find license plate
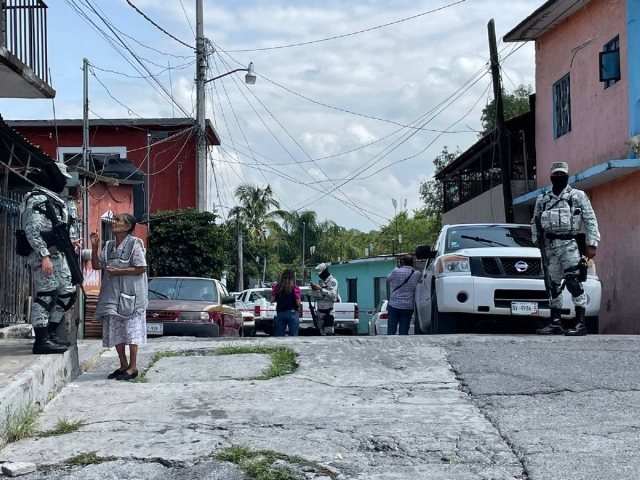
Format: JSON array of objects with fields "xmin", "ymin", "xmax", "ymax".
[
  {"xmin": 147, "ymin": 323, "xmax": 164, "ymax": 335},
  {"xmin": 511, "ymin": 302, "xmax": 539, "ymax": 316}
]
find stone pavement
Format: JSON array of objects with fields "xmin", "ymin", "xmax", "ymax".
[
  {"xmin": 0, "ymin": 336, "xmax": 525, "ymax": 479},
  {"xmin": 2, "ymin": 335, "xmax": 640, "ymax": 479}
]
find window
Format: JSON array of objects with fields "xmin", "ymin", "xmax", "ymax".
[
  {"xmin": 176, "ymin": 279, "xmax": 218, "ymax": 302},
  {"xmin": 373, "ymin": 277, "xmax": 390, "ymax": 306},
  {"xmin": 553, "ymin": 74, "xmax": 571, "ymax": 139},
  {"xmin": 601, "ymin": 36, "xmax": 621, "ymax": 88},
  {"xmin": 100, "ymin": 219, "xmax": 116, "ymax": 249},
  {"xmin": 346, "ymin": 278, "xmax": 358, "ymax": 303}
]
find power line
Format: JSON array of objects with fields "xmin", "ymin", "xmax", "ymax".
[
  {"xmin": 225, "ymin": 0, "xmax": 467, "ymax": 52},
  {"xmin": 89, "ymin": 61, "xmax": 195, "ymax": 79},
  {"xmin": 179, "ymin": 0, "xmax": 196, "ymax": 37},
  {"xmin": 125, "ymin": 0, "xmax": 195, "ymax": 50}
]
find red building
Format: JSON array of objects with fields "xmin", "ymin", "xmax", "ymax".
[{"xmin": 9, "ymin": 118, "xmax": 221, "ymax": 216}]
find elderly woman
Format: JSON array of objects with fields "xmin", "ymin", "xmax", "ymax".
[{"xmin": 90, "ymin": 213, "xmax": 148, "ymax": 381}]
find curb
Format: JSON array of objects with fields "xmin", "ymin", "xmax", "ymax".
[{"xmin": 0, "ymin": 341, "xmax": 105, "ymax": 448}]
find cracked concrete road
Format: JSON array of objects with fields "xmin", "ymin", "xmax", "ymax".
[{"xmin": 2, "ymin": 335, "xmax": 639, "ymax": 479}]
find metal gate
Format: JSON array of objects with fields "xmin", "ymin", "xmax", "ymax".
[{"xmin": 0, "ymin": 192, "xmax": 31, "ymax": 325}]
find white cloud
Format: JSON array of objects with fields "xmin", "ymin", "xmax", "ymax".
[{"xmin": 0, "ymin": 0, "xmax": 540, "ymax": 231}]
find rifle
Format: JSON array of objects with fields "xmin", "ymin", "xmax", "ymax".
[
  {"xmin": 534, "ymin": 215, "xmax": 558, "ymax": 299},
  {"xmin": 308, "ymin": 297, "xmax": 320, "ymax": 335},
  {"xmin": 41, "ymin": 200, "xmax": 84, "ymax": 287}
]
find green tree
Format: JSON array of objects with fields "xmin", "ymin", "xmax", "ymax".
[
  {"xmin": 480, "ymin": 84, "xmax": 533, "ymax": 135},
  {"xmin": 147, "ymin": 209, "xmax": 231, "ymax": 278},
  {"xmin": 229, "ymin": 184, "xmax": 287, "ymax": 241}
]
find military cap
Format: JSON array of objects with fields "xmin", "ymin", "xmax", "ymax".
[{"xmin": 550, "ymin": 162, "xmax": 569, "ymax": 175}]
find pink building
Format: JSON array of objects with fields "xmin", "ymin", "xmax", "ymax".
[{"xmin": 505, "ymin": 0, "xmax": 640, "ymax": 333}]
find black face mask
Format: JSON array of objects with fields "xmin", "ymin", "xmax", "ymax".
[
  {"xmin": 319, "ymin": 270, "xmax": 330, "ymax": 281},
  {"xmin": 31, "ymin": 163, "xmax": 68, "ymax": 194},
  {"xmin": 550, "ymin": 175, "xmax": 569, "ymax": 195}
]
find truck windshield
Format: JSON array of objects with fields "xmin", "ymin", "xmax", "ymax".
[{"xmin": 445, "ymin": 226, "xmax": 535, "ymax": 253}]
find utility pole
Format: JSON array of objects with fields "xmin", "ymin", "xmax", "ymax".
[
  {"xmin": 302, "ymin": 222, "xmax": 306, "ymax": 284},
  {"xmin": 195, "ymin": 0, "xmax": 207, "ymax": 212},
  {"xmin": 146, "ymin": 132, "xmax": 151, "ymax": 232},
  {"xmin": 236, "ymin": 212, "xmax": 244, "ymax": 291},
  {"xmin": 82, "ymin": 58, "xmax": 90, "ymax": 248},
  {"xmin": 488, "ymin": 19, "xmax": 514, "ymax": 223}
]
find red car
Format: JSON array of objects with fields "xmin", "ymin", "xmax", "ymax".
[{"xmin": 146, "ymin": 277, "xmax": 242, "ymax": 338}]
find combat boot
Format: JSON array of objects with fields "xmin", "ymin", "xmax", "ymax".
[
  {"xmin": 564, "ymin": 306, "xmax": 587, "ymax": 336},
  {"xmin": 536, "ymin": 308, "xmax": 564, "ymax": 335},
  {"xmin": 48, "ymin": 321, "xmax": 71, "ymax": 347},
  {"xmin": 33, "ymin": 327, "xmax": 68, "ymax": 354}
]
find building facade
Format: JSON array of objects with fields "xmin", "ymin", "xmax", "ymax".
[
  {"xmin": 9, "ymin": 118, "xmax": 220, "ymax": 218},
  {"xmin": 505, "ymin": 0, "xmax": 640, "ymax": 333}
]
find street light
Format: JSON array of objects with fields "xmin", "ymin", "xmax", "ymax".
[{"xmin": 205, "ymin": 62, "xmax": 257, "ymax": 85}]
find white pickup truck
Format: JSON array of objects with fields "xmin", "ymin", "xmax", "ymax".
[
  {"xmin": 414, "ymin": 223, "xmax": 601, "ymax": 335},
  {"xmin": 240, "ymin": 286, "xmax": 359, "ymax": 335}
]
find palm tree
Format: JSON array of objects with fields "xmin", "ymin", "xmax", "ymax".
[{"xmin": 229, "ymin": 184, "xmax": 288, "ymax": 242}]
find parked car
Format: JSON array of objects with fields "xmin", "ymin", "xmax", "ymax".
[
  {"xmin": 367, "ymin": 300, "xmax": 415, "ymax": 335},
  {"xmin": 414, "ymin": 223, "xmax": 602, "ymax": 334},
  {"xmin": 234, "ymin": 300, "xmax": 256, "ymax": 337},
  {"xmin": 237, "ymin": 287, "xmax": 275, "ymax": 335},
  {"xmin": 146, "ymin": 277, "xmax": 243, "ymax": 338}
]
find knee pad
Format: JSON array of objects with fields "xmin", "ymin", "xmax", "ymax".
[
  {"xmin": 35, "ymin": 290, "xmax": 57, "ymax": 312},
  {"xmin": 324, "ymin": 315, "xmax": 335, "ymax": 327},
  {"xmin": 56, "ymin": 291, "xmax": 77, "ymax": 312},
  {"xmin": 551, "ymin": 283, "xmax": 563, "ymax": 299},
  {"xmin": 565, "ymin": 275, "xmax": 584, "ymax": 297}
]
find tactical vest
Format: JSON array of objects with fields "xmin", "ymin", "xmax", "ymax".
[
  {"xmin": 540, "ymin": 190, "xmax": 583, "ymax": 235},
  {"xmin": 16, "ymin": 189, "xmax": 69, "ymax": 257}
]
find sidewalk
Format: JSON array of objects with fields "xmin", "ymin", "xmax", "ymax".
[{"xmin": 0, "ymin": 333, "xmax": 105, "ymax": 446}]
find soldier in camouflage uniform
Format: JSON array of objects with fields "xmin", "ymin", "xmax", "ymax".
[
  {"xmin": 311, "ymin": 263, "xmax": 339, "ymax": 336},
  {"xmin": 20, "ymin": 162, "xmax": 79, "ymax": 354},
  {"xmin": 531, "ymin": 162, "xmax": 600, "ymax": 336}
]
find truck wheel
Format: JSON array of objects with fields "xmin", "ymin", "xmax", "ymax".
[
  {"xmin": 586, "ymin": 316, "xmax": 599, "ymax": 335},
  {"xmin": 431, "ymin": 289, "xmax": 456, "ymax": 334},
  {"xmin": 263, "ymin": 326, "xmax": 274, "ymax": 336}
]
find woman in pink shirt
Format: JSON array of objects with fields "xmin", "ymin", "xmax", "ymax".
[{"xmin": 270, "ymin": 269, "xmax": 301, "ymax": 337}]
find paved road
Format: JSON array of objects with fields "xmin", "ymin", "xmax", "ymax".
[{"xmin": 2, "ymin": 335, "xmax": 640, "ymax": 479}]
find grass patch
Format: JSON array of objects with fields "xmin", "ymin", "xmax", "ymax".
[
  {"xmin": 40, "ymin": 418, "xmax": 86, "ymax": 437},
  {"xmin": 66, "ymin": 452, "xmax": 117, "ymax": 467},
  {"xmin": 3, "ymin": 405, "xmax": 38, "ymax": 444},
  {"xmin": 216, "ymin": 345, "xmax": 298, "ymax": 380},
  {"xmin": 214, "ymin": 446, "xmax": 335, "ymax": 480}
]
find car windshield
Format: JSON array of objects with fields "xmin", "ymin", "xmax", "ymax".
[
  {"xmin": 445, "ymin": 226, "xmax": 535, "ymax": 253},
  {"xmin": 148, "ymin": 278, "xmax": 218, "ymax": 302}
]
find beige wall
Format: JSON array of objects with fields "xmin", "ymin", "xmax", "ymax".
[{"xmin": 442, "ymin": 182, "xmax": 534, "ymax": 226}]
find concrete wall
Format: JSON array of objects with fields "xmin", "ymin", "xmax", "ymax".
[
  {"xmin": 590, "ymin": 169, "xmax": 640, "ymax": 333},
  {"xmin": 535, "ymin": 0, "xmax": 629, "ymax": 180},
  {"xmin": 311, "ymin": 259, "xmax": 398, "ymax": 334},
  {"xmin": 442, "ymin": 183, "xmax": 534, "ymax": 226}
]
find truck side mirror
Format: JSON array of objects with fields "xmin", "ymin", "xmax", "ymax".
[{"xmin": 415, "ymin": 245, "xmax": 436, "ymax": 260}]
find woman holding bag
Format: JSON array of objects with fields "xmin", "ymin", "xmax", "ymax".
[{"xmin": 91, "ymin": 213, "xmax": 148, "ymax": 380}]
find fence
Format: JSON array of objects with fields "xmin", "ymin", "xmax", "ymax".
[
  {"xmin": 0, "ymin": 191, "xmax": 30, "ymax": 325},
  {"xmin": 0, "ymin": 0, "xmax": 50, "ymax": 85}
]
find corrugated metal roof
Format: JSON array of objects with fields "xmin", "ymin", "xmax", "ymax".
[
  {"xmin": 504, "ymin": 0, "xmax": 590, "ymax": 42},
  {"xmin": 7, "ymin": 117, "xmax": 221, "ymax": 145}
]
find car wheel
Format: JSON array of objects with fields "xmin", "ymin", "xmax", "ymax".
[
  {"xmin": 414, "ymin": 306, "xmax": 425, "ymax": 335},
  {"xmin": 586, "ymin": 316, "xmax": 599, "ymax": 335},
  {"xmin": 431, "ymin": 288, "xmax": 456, "ymax": 334},
  {"xmin": 243, "ymin": 327, "xmax": 256, "ymax": 337}
]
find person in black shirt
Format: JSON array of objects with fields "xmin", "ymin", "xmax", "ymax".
[{"xmin": 270, "ymin": 269, "xmax": 302, "ymax": 337}]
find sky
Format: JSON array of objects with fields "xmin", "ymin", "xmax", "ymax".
[{"xmin": 0, "ymin": 0, "xmax": 541, "ymax": 232}]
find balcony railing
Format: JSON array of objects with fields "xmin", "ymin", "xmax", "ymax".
[{"xmin": 0, "ymin": 0, "xmax": 49, "ymax": 85}]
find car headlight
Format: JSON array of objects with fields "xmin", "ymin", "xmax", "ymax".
[
  {"xmin": 438, "ymin": 255, "xmax": 471, "ymax": 275},
  {"xmin": 178, "ymin": 311, "xmax": 210, "ymax": 321}
]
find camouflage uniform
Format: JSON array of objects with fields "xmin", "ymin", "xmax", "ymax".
[
  {"xmin": 312, "ymin": 263, "xmax": 339, "ymax": 336},
  {"xmin": 20, "ymin": 188, "xmax": 77, "ymax": 329},
  {"xmin": 532, "ymin": 162, "xmax": 600, "ymax": 336}
]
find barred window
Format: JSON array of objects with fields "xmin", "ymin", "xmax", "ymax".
[
  {"xmin": 553, "ymin": 74, "xmax": 571, "ymax": 139},
  {"xmin": 602, "ymin": 36, "xmax": 621, "ymax": 89}
]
